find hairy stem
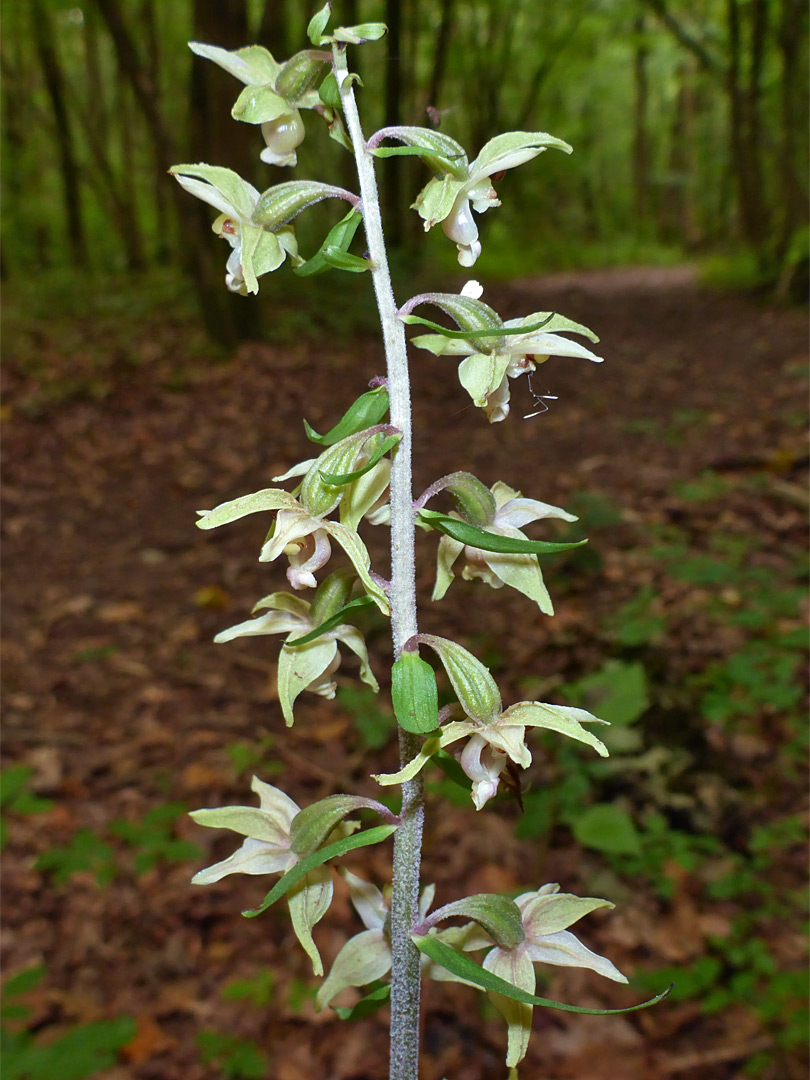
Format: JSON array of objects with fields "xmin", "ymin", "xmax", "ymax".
[{"xmin": 334, "ymin": 46, "xmax": 424, "ymax": 1080}]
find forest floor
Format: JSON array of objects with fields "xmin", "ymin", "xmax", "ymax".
[{"xmin": 2, "ymin": 266, "xmax": 808, "ymax": 1080}]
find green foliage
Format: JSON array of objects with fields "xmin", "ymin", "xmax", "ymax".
[
  {"xmin": 571, "ymin": 804, "xmax": 642, "ymax": 856},
  {"xmin": 109, "ymin": 803, "xmax": 202, "ymax": 875},
  {"xmin": 35, "ymin": 828, "xmax": 118, "ymax": 887},
  {"xmin": 196, "ymin": 1030, "xmax": 268, "ymax": 1079},
  {"xmin": 226, "ymin": 735, "xmax": 281, "ymax": 776},
  {"xmin": 35, "ymin": 804, "xmax": 201, "ymax": 884},
  {"xmin": 337, "ymin": 686, "xmax": 393, "ymax": 750},
  {"xmin": 0, "ymin": 767, "xmax": 53, "ymax": 848},
  {"xmin": 1, "ymin": 966, "xmax": 135, "ymax": 1080},
  {"xmin": 602, "ymin": 587, "xmax": 667, "ymax": 647},
  {"xmin": 222, "ymin": 970, "xmax": 276, "ymax": 1008}
]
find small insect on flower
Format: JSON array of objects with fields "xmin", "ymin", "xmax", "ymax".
[{"xmin": 524, "ymin": 368, "xmax": 558, "ymax": 419}]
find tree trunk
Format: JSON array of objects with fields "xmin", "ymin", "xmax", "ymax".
[
  {"xmin": 33, "ymin": 0, "xmax": 88, "ymax": 265},
  {"xmin": 632, "ymin": 10, "xmax": 651, "ymax": 229},
  {"xmin": 775, "ymin": 0, "xmax": 809, "ymax": 257},
  {"xmin": 727, "ymin": 0, "xmax": 770, "ymax": 264},
  {"xmin": 93, "ymin": 0, "xmax": 253, "ymax": 346}
]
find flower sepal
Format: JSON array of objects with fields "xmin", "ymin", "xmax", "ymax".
[
  {"xmin": 425, "ymin": 893, "xmax": 525, "ymax": 951},
  {"xmin": 290, "ymin": 793, "xmax": 398, "ymax": 857}
]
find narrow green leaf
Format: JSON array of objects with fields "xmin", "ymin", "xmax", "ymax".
[
  {"xmin": 303, "ymin": 387, "xmax": 390, "ymax": 446},
  {"xmin": 392, "ymin": 652, "xmax": 439, "ymax": 734},
  {"xmin": 419, "ymin": 510, "xmax": 586, "ymax": 555},
  {"xmin": 333, "ymin": 981, "xmax": 391, "ymax": 1020},
  {"xmin": 294, "ymin": 208, "xmax": 363, "ymax": 277},
  {"xmin": 243, "ymin": 825, "xmax": 397, "ymax": 917},
  {"xmin": 285, "ymin": 595, "xmax": 375, "ymax": 646},
  {"xmin": 319, "ymin": 433, "xmax": 400, "ymax": 485},
  {"xmin": 413, "ymin": 936, "xmax": 671, "ymax": 1015},
  {"xmin": 401, "ymin": 313, "xmax": 553, "ymax": 340},
  {"xmin": 322, "ymin": 246, "xmax": 373, "ymax": 272}
]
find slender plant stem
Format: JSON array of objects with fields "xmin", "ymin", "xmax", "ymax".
[{"xmin": 334, "ymin": 46, "xmax": 425, "ymax": 1080}]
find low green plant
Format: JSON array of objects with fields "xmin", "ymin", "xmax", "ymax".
[
  {"xmin": 196, "ymin": 1030, "xmax": 268, "ymax": 1079},
  {"xmin": 1, "ymin": 966, "xmax": 136, "ymax": 1080}
]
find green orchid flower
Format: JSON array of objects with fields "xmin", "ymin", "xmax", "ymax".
[
  {"xmin": 403, "ymin": 280, "xmax": 603, "ymax": 422},
  {"xmin": 316, "ymin": 870, "xmax": 437, "ymax": 1010},
  {"xmin": 430, "ymin": 476, "xmax": 577, "ymax": 614},
  {"xmin": 213, "ymin": 587, "xmax": 378, "ymax": 726},
  {"xmin": 188, "ymin": 42, "xmax": 333, "ymax": 166},
  {"xmin": 443, "ymin": 884, "xmax": 627, "ymax": 1075},
  {"xmin": 189, "ymin": 775, "xmax": 337, "ymax": 974},
  {"xmin": 374, "ymin": 637, "xmax": 609, "ymax": 809},
  {"xmin": 369, "ymin": 127, "xmax": 571, "ymax": 265}
]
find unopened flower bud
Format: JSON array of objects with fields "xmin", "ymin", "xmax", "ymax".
[{"xmin": 275, "ymin": 50, "xmax": 328, "ymax": 103}]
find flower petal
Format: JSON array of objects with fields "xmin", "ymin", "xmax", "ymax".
[
  {"xmin": 342, "ymin": 869, "xmax": 388, "ymax": 931},
  {"xmin": 191, "ymin": 836, "xmax": 295, "ymax": 884},
  {"xmin": 521, "ymin": 892, "xmax": 614, "ymax": 937},
  {"xmin": 484, "ymin": 947, "xmax": 536, "ymax": 1068},
  {"xmin": 524, "ymin": 929, "xmax": 628, "ymax": 983},
  {"xmin": 277, "ymin": 638, "xmax": 340, "ymax": 725},
  {"xmin": 500, "ymin": 702, "xmax": 609, "ymax": 757},
  {"xmin": 288, "ymin": 866, "xmax": 334, "ymax": 976},
  {"xmin": 213, "ymin": 610, "xmax": 307, "ymax": 643},
  {"xmin": 316, "ymin": 928, "xmax": 391, "ymax": 1009},
  {"xmin": 333, "ymin": 624, "xmax": 379, "ymax": 692},
  {"xmin": 432, "ymin": 534, "xmax": 464, "ymax": 601}
]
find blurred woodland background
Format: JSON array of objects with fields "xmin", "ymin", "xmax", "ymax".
[
  {"xmin": 2, "ymin": 0, "xmax": 808, "ymax": 340},
  {"xmin": 2, "ymin": 3, "xmax": 808, "ymax": 1080}
]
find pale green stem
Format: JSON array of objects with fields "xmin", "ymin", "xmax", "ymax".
[{"xmin": 334, "ymin": 45, "xmax": 424, "ymax": 1080}]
